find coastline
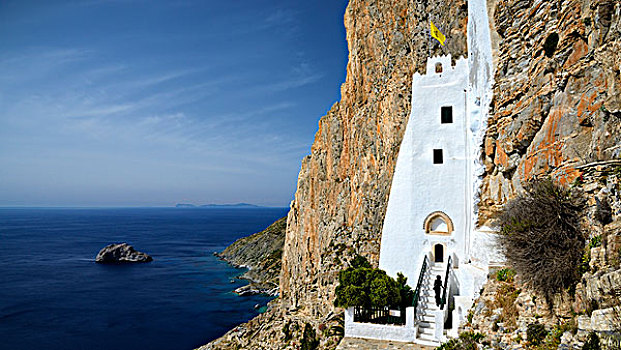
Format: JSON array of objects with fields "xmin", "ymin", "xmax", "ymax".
[{"xmin": 215, "ymin": 216, "xmax": 287, "ymax": 297}]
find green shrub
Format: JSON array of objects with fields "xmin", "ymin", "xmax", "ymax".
[
  {"xmin": 466, "ymin": 310, "xmax": 474, "ymax": 324},
  {"xmin": 578, "ymin": 236, "xmax": 603, "ymax": 275},
  {"xmin": 396, "ymin": 272, "xmax": 414, "ymax": 308},
  {"xmin": 535, "ymin": 324, "xmax": 567, "ymax": 350},
  {"xmin": 350, "ymin": 254, "xmax": 371, "ymax": 268},
  {"xmin": 301, "ymin": 323, "xmax": 319, "ymax": 350},
  {"xmin": 437, "ymin": 338, "xmax": 461, "ymax": 350},
  {"xmin": 334, "ymin": 255, "xmax": 406, "ymax": 309},
  {"xmin": 496, "ymin": 268, "xmax": 517, "ymax": 283},
  {"xmin": 527, "ymin": 323, "xmax": 547, "ymax": 346},
  {"xmin": 583, "ymin": 332, "xmax": 601, "ymax": 350},
  {"xmin": 589, "ymin": 236, "xmax": 602, "ymax": 249},
  {"xmin": 436, "ymin": 332, "xmax": 485, "ymax": 350},
  {"xmin": 368, "ymin": 270, "xmax": 401, "ymax": 307},
  {"xmin": 497, "ymin": 178, "xmax": 585, "ymax": 303}
]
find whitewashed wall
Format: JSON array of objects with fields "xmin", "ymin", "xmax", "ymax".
[
  {"xmin": 344, "ymin": 307, "xmax": 417, "ymax": 342},
  {"xmin": 379, "ymin": 55, "xmax": 469, "ymax": 286}
]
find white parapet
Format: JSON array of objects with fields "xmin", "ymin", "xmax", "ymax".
[
  {"xmin": 434, "ymin": 309, "xmax": 445, "ymax": 342},
  {"xmin": 344, "ymin": 307, "xmax": 417, "ymax": 343}
]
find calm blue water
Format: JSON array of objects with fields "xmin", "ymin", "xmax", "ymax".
[{"xmin": 0, "ymin": 207, "xmax": 288, "ymax": 350}]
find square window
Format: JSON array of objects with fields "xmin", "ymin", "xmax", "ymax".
[
  {"xmin": 435, "ymin": 63, "xmax": 443, "ymax": 73},
  {"xmin": 441, "ymin": 106, "xmax": 453, "ymax": 124},
  {"xmin": 433, "ymin": 149, "xmax": 443, "ymax": 164}
]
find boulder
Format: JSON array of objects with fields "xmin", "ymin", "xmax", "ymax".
[{"xmin": 95, "ymin": 243, "xmax": 153, "ymax": 264}]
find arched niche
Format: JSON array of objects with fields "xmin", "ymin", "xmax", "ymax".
[{"xmin": 423, "ymin": 211, "xmax": 454, "ymax": 235}]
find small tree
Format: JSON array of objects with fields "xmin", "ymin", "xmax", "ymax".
[
  {"xmin": 334, "ymin": 255, "xmax": 405, "ymax": 309},
  {"xmin": 497, "ymin": 178, "xmax": 585, "ymax": 303},
  {"xmin": 368, "ymin": 269, "xmax": 401, "ymax": 307},
  {"xmin": 350, "ymin": 254, "xmax": 371, "ymax": 269},
  {"xmin": 397, "ymin": 273, "xmax": 414, "ymax": 308}
]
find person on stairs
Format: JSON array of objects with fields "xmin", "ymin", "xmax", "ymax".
[{"xmin": 433, "ymin": 275, "xmax": 444, "ymax": 306}]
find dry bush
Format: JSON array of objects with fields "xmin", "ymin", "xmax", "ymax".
[
  {"xmin": 497, "ymin": 178, "xmax": 585, "ymax": 303},
  {"xmin": 494, "ymin": 283, "xmax": 520, "ymax": 330}
]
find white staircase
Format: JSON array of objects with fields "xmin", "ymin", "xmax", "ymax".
[{"xmin": 415, "ymin": 262, "xmax": 446, "ymax": 346}]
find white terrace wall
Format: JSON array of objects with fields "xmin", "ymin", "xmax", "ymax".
[
  {"xmin": 378, "ymin": 55, "xmax": 469, "ymax": 286},
  {"xmin": 344, "ymin": 307, "xmax": 417, "ymax": 342}
]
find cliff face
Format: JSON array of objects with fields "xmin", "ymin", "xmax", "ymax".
[
  {"xmin": 479, "ymin": 0, "xmax": 621, "ymax": 224},
  {"xmin": 281, "ymin": 0, "xmax": 468, "ymax": 318}
]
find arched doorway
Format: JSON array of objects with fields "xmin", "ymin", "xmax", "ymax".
[{"xmin": 434, "ymin": 244, "xmax": 444, "ymax": 263}]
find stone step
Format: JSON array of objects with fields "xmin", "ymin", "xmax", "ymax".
[
  {"xmin": 418, "ymin": 327, "xmax": 436, "ymax": 337},
  {"xmin": 419, "ymin": 314, "xmax": 435, "ymax": 322},
  {"xmin": 418, "ymin": 321, "xmax": 435, "ymax": 329},
  {"xmin": 419, "ymin": 305, "xmax": 440, "ymax": 311},
  {"xmin": 416, "ymin": 335, "xmax": 441, "ymax": 347}
]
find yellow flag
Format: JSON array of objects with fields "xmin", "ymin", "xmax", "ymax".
[{"xmin": 430, "ymin": 21, "xmax": 446, "ymax": 46}]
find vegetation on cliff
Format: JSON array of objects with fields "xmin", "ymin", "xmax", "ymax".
[
  {"xmin": 497, "ymin": 178, "xmax": 585, "ymax": 302},
  {"xmin": 436, "ymin": 331, "xmax": 485, "ymax": 350},
  {"xmin": 334, "ymin": 255, "xmax": 413, "ymax": 309}
]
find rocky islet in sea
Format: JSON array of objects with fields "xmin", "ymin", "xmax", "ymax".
[{"xmin": 95, "ymin": 243, "xmax": 153, "ymax": 264}]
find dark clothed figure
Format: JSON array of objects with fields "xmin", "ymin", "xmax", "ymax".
[{"xmin": 433, "ymin": 275, "xmax": 443, "ymax": 306}]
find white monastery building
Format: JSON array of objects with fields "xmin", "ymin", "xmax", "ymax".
[{"xmin": 344, "ymin": 0, "xmax": 503, "ymax": 346}]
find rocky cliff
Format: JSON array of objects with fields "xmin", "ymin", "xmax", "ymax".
[
  {"xmin": 479, "ymin": 0, "xmax": 621, "ymax": 225},
  {"xmin": 202, "ymin": 1, "xmax": 467, "ymax": 348},
  {"xmin": 217, "ymin": 217, "xmax": 286, "ymax": 296},
  {"xmin": 202, "ymin": 0, "xmax": 621, "ymax": 349},
  {"xmin": 280, "ymin": 0, "xmax": 469, "ymax": 320},
  {"xmin": 463, "ymin": 220, "xmax": 621, "ymax": 349}
]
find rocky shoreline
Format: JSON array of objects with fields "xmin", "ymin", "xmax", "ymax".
[{"xmin": 216, "ymin": 216, "xmax": 286, "ymax": 297}]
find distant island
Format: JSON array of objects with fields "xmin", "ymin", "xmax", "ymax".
[{"xmin": 175, "ymin": 203, "xmax": 261, "ymax": 208}]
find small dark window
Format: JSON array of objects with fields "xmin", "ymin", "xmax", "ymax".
[
  {"xmin": 433, "ymin": 149, "xmax": 443, "ymax": 164},
  {"xmin": 435, "ymin": 63, "xmax": 443, "ymax": 73},
  {"xmin": 441, "ymin": 106, "xmax": 453, "ymax": 124}
]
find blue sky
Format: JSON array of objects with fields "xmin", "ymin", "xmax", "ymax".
[{"xmin": 0, "ymin": 0, "xmax": 348, "ymax": 207}]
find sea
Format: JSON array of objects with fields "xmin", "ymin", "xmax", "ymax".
[{"xmin": 0, "ymin": 207, "xmax": 289, "ymax": 350}]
